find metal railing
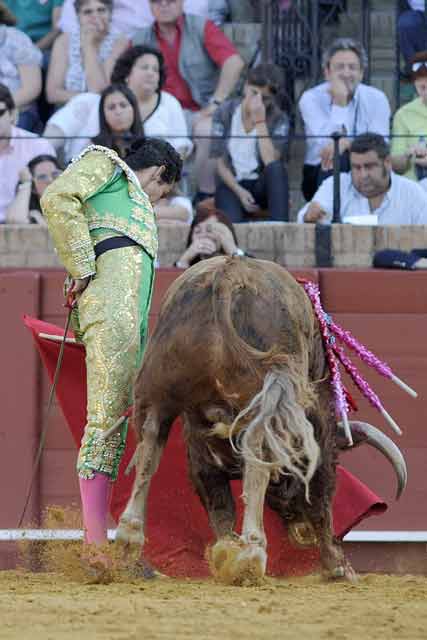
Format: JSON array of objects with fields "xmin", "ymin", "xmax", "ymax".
[{"xmin": 260, "ymin": 0, "xmax": 371, "ymax": 124}]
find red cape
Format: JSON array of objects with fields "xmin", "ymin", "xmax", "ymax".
[{"xmin": 24, "ymin": 315, "xmax": 387, "ymax": 577}]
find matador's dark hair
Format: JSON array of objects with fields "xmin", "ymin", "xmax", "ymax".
[{"xmin": 125, "ymin": 137, "xmax": 182, "ymax": 184}]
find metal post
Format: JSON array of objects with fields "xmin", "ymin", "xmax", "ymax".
[{"xmin": 332, "ymin": 132, "xmax": 342, "ymax": 224}]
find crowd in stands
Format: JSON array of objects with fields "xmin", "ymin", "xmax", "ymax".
[{"xmin": 2, "ymin": 0, "xmax": 427, "ymax": 269}]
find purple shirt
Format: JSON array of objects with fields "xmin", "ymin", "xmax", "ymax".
[{"xmin": 0, "ymin": 126, "xmax": 56, "ymax": 222}]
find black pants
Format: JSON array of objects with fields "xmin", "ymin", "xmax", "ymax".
[
  {"xmin": 215, "ymin": 160, "xmax": 289, "ymax": 223},
  {"xmin": 302, "ymin": 152, "xmax": 351, "ymax": 202}
]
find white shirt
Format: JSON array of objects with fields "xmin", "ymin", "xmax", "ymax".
[
  {"xmin": 408, "ymin": 1, "xmax": 425, "ymax": 10},
  {"xmin": 0, "ymin": 127, "xmax": 55, "ymax": 222},
  {"xmin": 59, "ymin": 0, "xmax": 209, "ymax": 39},
  {"xmin": 46, "ymin": 90, "xmax": 193, "ymax": 163},
  {"xmin": 297, "ymin": 171, "xmax": 427, "ymax": 225},
  {"xmin": 227, "ymin": 104, "xmax": 259, "ymax": 181},
  {"xmin": 299, "ymin": 82, "xmax": 391, "ymax": 166}
]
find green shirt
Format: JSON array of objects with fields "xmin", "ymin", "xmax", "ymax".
[
  {"xmin": 391, "ymin": 97, "xmax": 427, "ymax": 181},
  {"xmin": 4, "ymin": 0, "xmax": 63, "ymax": 43}
]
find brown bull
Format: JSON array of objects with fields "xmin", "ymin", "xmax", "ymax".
[{"xmin": 116, "ymin": 257, "xmax": 406, "ymax": 583}]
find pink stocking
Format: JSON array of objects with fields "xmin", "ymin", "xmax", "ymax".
[{"xmin": 79, "ymin": 473, "xmax": 112, "ymax": 545}]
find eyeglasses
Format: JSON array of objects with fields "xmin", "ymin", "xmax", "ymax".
[
  {"xmin": 34, "ymin": 170, "xmax": 61, "ymax": 181},
  {"xmin": 412, "ymin": 62, "xmax": 427, "ymax": 72},
  {"xmin": 149, "ymin": 0, "xmax": 177, "ymax": 5},
  {"xmin": 0, "ymin": 107, "xmax": 9, "ymax": 118}
]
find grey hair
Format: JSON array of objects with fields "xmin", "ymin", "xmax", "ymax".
[{"xmin": 322, "ymin": 37, "xmax": 368, "ymax": 71}]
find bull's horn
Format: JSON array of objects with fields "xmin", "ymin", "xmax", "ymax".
[{"xmin": 337, "ymin": 420, "xmax": 407, "ymax": 500}]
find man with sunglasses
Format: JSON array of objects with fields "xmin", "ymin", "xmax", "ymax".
[
  {"xmin": 0, "ymin": 83, "xmax": 55, "ymax": 223},
  {"xmin": 133, "ymin": 0, "xmax": 244, "ymax": 202},
  {"xmin": 210, "ymin": 63, "xmax": 289, "ymax": 223}
]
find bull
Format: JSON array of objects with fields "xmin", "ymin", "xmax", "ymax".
[{"xmin": 116, "ymin": 257, "xmax": 407, "ymax": 583}]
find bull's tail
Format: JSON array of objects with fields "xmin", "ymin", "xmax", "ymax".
[
  {"xmin": 232, "ymin": 368, "xmax": 320, "ymax": 503},
  {"xmin": 211, "ymin": 260, "xmax": 290, "ymax": 381}
]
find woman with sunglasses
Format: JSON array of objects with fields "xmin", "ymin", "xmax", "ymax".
[
  {"xmin": 5, "ymin": 154, "xmax": 62, "ymax": 224},
  {"xmin": 46, "ymin": 0, "xmax": 128, "ymax": 107},
  {"xmin": 392, "ymin": 51, "xmax": 427, "ymax": 187}
]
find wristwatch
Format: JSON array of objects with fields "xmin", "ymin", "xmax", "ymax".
[{"xmin": 232, "ymin": 248, "xmax": 245, "ymax": 257}]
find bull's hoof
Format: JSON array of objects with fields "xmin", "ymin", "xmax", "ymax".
[
  {"xmin": 326, "ymin": 563, "xmax": 358, "ymax": 584},
  {"xmin": 115, "ymin": 516, "xmax": 145, "ymax": 546},
  {"xmin": 124, "ymin": 557, "xmax": 167, "ymax": 580},
  {"xmin": 208, "ymin": 537, "xmax": 267, "ymax": 586}
]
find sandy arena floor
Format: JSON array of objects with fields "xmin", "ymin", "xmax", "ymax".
[{"xmin": 1, "ymin": 571, "xmax": 427, "ymax": 640}]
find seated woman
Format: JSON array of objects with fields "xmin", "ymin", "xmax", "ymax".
[
  {"xmin": 175, "ymin": 206, "xmax": 244, "ymax": 268},
  {"xmin": 45, "ymin": 0, "xmax": 128, "ymax": 107},
  {"xmin": 391, "ymin": 50, "xmax": 427, "ymax": 189},
  {"xmin": 0, "ymin": 3, "xmax": 43, "ymax": 131},
  {"xmin": 92, "ymin": 82, "xmax": 193, "ymax": 223},
  {"xmin": 5, "ymin": 154, "xmax": 62, "ymax": 224},
  {"xmin": 44, "ymin": 44, "xmax": 193, "ymax": 162}
]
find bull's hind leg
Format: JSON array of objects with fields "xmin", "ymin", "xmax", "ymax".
[{"xmin": 116, "ymin": 408, "xmax": 172, "ymax": 552}]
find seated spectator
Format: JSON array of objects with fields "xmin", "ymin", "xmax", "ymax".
[
  {"xmin": 397, "ymin": 1, "xmax": 427, "ymax": 75},
  {"xmin": 391, "ymin": 51, "xmax": 427, "ymax": 186},
  {"xmin": 299, "ymin": 38, "xmax": 391, "ymax": 201},
  {"xmin": 298, "ymin": 132, "xmax": 427, "ymax": 225},
  {"xmin": 5, "ymin": 154, "xmax": 62, "ymax": 224},
  {"xmin": 0, "ymin": 2, "xmax": 44, "ymax": 131},
  {"xmin": 4, "ymin": 0, "xmax": 63, "ymax": 64},
  {"xmin": 44, "ymin": 45, "xmax": 193, "ymax": 163},
  {"xmin": 133, "ymin": 0, "xmax": 245, "ymax": 200},
  {"xmin": 58, "ymin": 0, "xmax": 209, "ymax": 39},
  {"xmin": 174, "ymin": 206, "xmax": 243, "ymax": 268},
  {"xmin": 91, "ymin": 83, "xmax": 144, "ymax": 157},
  {"xmin": 92, "ymin": 82, "xmax": 192, "ymax": 222},
  {"xmin": 0, "ymin": 84, "xmax": 55, "ymax": 222},
  {"xmin": 211, "ymin": 63, "xmax": 289, "ymax": 223},
  {"xmin": 46, "ymin": 0, "xmax": 128, "ymax": 107}
]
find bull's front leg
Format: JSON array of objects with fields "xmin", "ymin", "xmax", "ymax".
[{"xmin": 210, "ymin": 462, "xmax": 270, "ymax": 585}]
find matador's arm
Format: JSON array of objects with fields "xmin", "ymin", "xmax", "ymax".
[{"xmin": 40, "ymin": 150, "xmax": 115, "ymax": 279}]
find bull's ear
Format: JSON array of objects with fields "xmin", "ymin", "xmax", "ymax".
[{"xmin": 336, "ymin": 420, "xmax": 407, "ymax": 500}]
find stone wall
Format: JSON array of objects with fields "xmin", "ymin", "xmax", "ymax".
[{"xmin": 2, "ymin": 224, "xmax": 427, "ymax": 270}]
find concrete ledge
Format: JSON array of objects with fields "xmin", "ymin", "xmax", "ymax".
[{"xmin": 2, "ymin": 224, "xmax": 427, "ymax": 269}]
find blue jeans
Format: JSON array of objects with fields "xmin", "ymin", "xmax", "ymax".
[{"xmin": 398, "ymin": 10, "xmax": 427, "ymax": 66}]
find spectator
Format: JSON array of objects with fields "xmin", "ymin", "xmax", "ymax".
[
  {"xmin": 298, "ymin": 132, "xmax": 427, "ymax": 224},
  {"xmin": 211, "ymin": 63, "xmax": 289, "ymax": 223},
  {"xmin": 91, "ymin": 83, "xmax": 144, "ymax": 157},
  {"xmin": 174, "ymin": 206, "xmax": 243, "ymax": 267},
  {"xmin": 391, "ymin": 51, "xmax": 427, "ymax": 186},
  {"xmin": 0, "ymin": 2, "xmax": 43, "ymax": 131},
  {"xmin": 44, "ymin": 45, "xmax": 193, "ymax": 162},
  {"xmin": 4, "ymin": 0, "xmax": 63, "ymax": 63},
  {"xmin": 133, "ymin": 0, "xmax": 245, "ymax": 200},
  {"xmin": 46, "ymin": 0, "xmax": 129, "ymax": 107},
  {"xmin": 299, "ymin": 38, "xmax": 391, "ymax": 201},
  {"xmin": 5, "ymin": 154, "xmax": 62, "ymax": 224},
  {"xmin": 0, "ymin": 84, "xmax": 55, "ymax": 222},
  {"xmin": 397, "ymin": 1, "xmax": 427, "ymax": 74},
  {"xmin": 58, "ymin": 0, "xmax": 209, "ymax": 39},
  {"xmin": 92, "ymin": 82, "xmax": 193, "ymax": 222}
]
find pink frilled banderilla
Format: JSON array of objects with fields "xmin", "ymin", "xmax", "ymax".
[{"xmin": 298, "ymin": 279, "xmax": 417, "ymax": 446}]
